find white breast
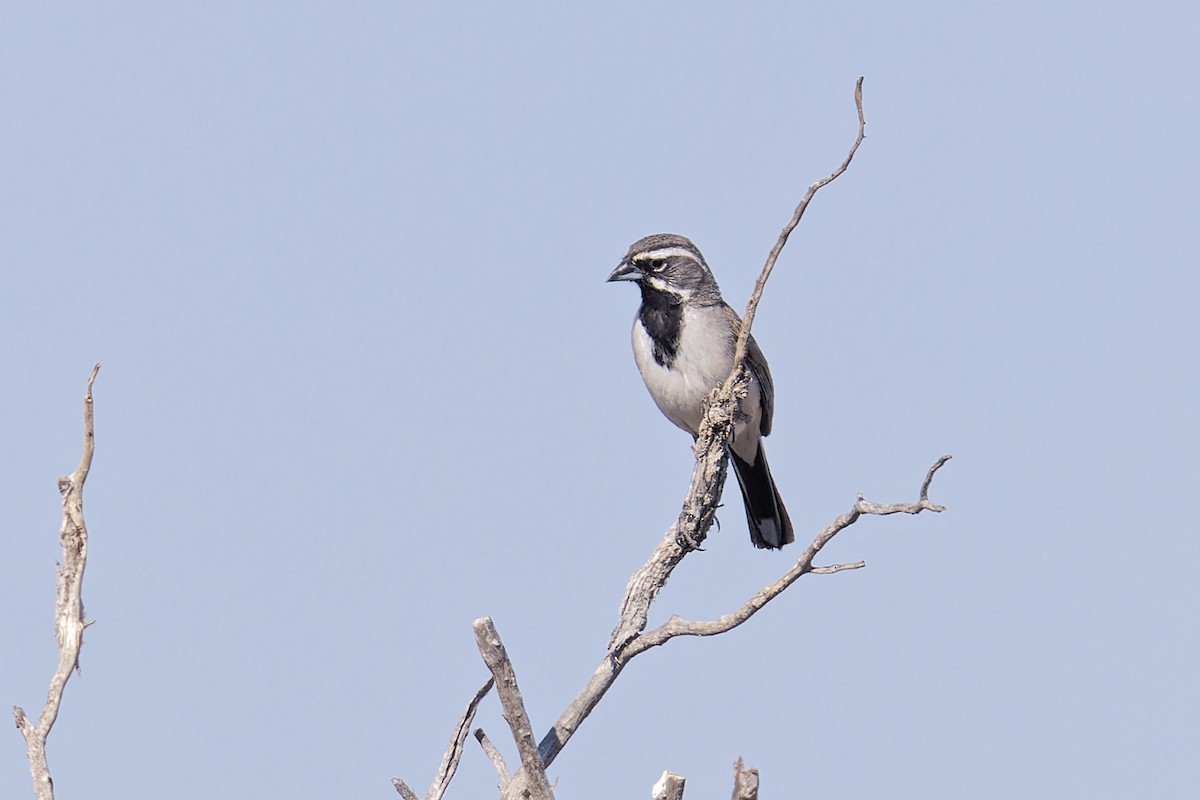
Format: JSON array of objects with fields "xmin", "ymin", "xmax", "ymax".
[{"xmin": 631, "ymin": 305, "xmax": 763, "ymax": 452}]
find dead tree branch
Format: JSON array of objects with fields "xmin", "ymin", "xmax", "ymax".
[
  {"xmin": 652, "ymin": 771, "xmax": 687, "ymax": 800},
  {"xmin": 474, "ymin": 728, "xmax": 511, "ymax": 793},
  {"xmin": 12, "ymin": 364, "xmax": 101, "ymax": 800},
  {"xmin": 626, "ymin": 455, "xmax": 949, "ymax": 654},
  {"xmin": 646, "ymin": 757, "xmax": 761, "ymax": 799},
  {"xmin": 474, "ymin": 617, "xmax": 554, "ymax": 800},
  {"xmin": 532, "ymin": 454, "xmax": 947, "ymax": 778},
  {"xmin": 647, "ymin": 758, "xmax": 761, "ymax": 799},
  {"xmin": 731, "ymin": 758, "xmax": 760, "ymax": 800}
]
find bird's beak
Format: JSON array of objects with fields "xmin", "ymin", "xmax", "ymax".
[{"xmin": 607, "ymin": 261, "xmax": 644, "ymax": 283}]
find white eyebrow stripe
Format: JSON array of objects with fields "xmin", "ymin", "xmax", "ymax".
[{"xmin": 636, "ymin": 246, "xmax": 703, "ymax": 263}]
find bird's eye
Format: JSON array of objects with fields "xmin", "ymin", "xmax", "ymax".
[{"xmin": 648, "ymin": 258, "xmax": 666, "ymax": 271}]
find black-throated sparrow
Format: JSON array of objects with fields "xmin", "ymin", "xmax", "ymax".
[{"xmin": 608, "ymin": 233, "xmax": 795, "ymax": 549}]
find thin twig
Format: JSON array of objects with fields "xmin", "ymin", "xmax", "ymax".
[
  {"xmin": 394, "ymin": 677, "xmax": 495, "ymax": 800},
  {"xmin": 474, "ymin": 728, "xmax": 511, "ymax": 792},
  {"xmin": 919, "ymin": 454, "xmax": 952, "ymax": 502},
  {"xmin": 391, "ymin": 780, "xmax": 420, "ymax": 800},
  {"xmin": 727, "ymin": 76, "xmax": 867, "ymax": 382},
  {"xmin": 12, "ymin": 364, "xmax": 101, "ymax": 800},
  {"xmin": 810, "ymin": 561, "xmax": 866, "ymax": 574}
]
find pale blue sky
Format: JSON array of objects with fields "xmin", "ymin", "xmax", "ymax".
[{"xmin": 3, "ymin": 2, "xmax": 1197, "ymax": 798}]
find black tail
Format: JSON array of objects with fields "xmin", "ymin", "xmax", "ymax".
[{"xmin": 729, "ymin": 444, "xmax": 794, "ymax": 549}]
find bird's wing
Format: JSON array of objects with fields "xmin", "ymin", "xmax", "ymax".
[
  {"xmin": 722, "ymin": 303, "xmax": 776, "ymax": 437},
  {"xmin": 745, "ymin": 332, "xmax": 775, "ymax": 437}
]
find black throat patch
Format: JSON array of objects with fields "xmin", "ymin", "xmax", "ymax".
[{"xmin": 638, "ymin": 283, "xmax": 683, "ymax": 368}]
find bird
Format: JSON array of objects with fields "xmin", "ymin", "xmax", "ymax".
[{"xmin": 608, "ymin": 233, "xmax": 794, "ymax": 549}]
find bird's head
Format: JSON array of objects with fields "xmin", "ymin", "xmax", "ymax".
[{"xmin": 607, "ymin": 233, "xmax": 722, "ymax": 303}]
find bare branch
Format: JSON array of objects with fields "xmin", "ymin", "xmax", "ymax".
[
  {"xmin": 12, "ymin": 363, "xmax": 101, "ymax": 800},
  {"xmin": 625, "ymin": 455, "xmax": 948, "ymax": 653},
  {"xmin": 810, "ymin": 561, "xmax": 866, "ymax": 574},
  {"xmin": 536, "ymin": 448, "xmax": 947, "ymax": 771},
  {"xmin": 606, "ymin": 379, "xmax": 743, "ymax": 654},
  {"xmin": 541, "ymin": 451, "xmax": 743, "ymax": 765},
  {"xmin": 391, "ymin": 780, "xmax": 420, "ymax": 800},
  {"xmin": 474, "ymin": 728, "xmax": 511, "ymax": 792},
  {"xmin": 473, "ymin": 617, "xmax": 554, "ymax": 800},
  {"xmin": 730, "ymin": 758, "xmax": 759, "ymax": 800},
  {"xmin": 653, "ymin": 770, "xmax": 687, "ymax": 800},
  {"xmin": 852, "ymin": 455, "xmax": 950, "ymax": 516},
  {"xmin": 536, "ymin": 651, "xmax": 626, "ymax": 767}
]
